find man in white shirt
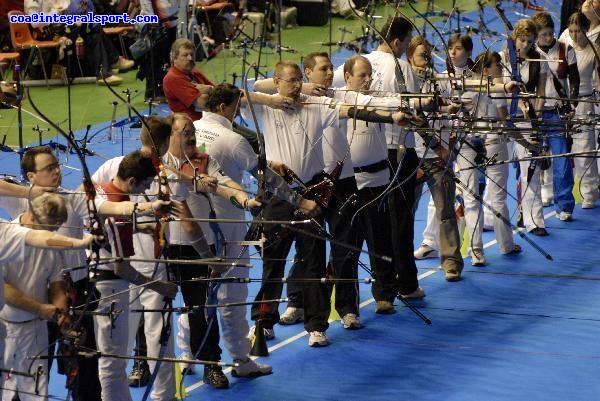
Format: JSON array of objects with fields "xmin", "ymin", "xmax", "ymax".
[
  {"xmin": 194, "ymin": 83, "xmax": 274, "ymax": 377},
  {"xmin": 0, "ymin": 213, "xmax": 96, "ymax": 399},
  {"xmin": 243, "ymin": 59, "xmax": 414, "ymax": 346},
  {"xmin": 1, "ymin": 193, "xmax": 71, "ymax": 401}
]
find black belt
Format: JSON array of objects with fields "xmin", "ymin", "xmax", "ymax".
[
  {"xmin": 353, "ymin": 159, "xmax": 388, "ymax": 174},
  {"xmin": 91, "ymin": 270, "xmax": 122, "ymax": 281},
  {"xmin": 158, "ymin": 15, "xmax": 178, "ymax": 24}
]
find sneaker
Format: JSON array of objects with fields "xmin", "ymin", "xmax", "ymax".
[
  {"xmin": 582, "ymin": 199, "xmax": 597, "ymax": 209},
  {"xmin": 542, "ymin": 198, "xmax": 552, "ymax": 207},
  {"xmin": 111, "ymin": 56, "xmax": 135, "ymax": 72},
  {"xmin": 444, "ymin": 268, "xmax": 461, "ymax": 282},
  {"xmin": 375, "ymin": 300, "xmax": 396, "ymax": 314},
  {"xmin": 231, "ymin": 358, "xmax": 272, "ymax": 377},
  {"xmin": 97, "ymin": 75, "xmax": 123, "ymax": 86},
  {"xmin": 179, "ymin": 353, "xmax": 196, "ymax": 376},
  {"xmin": 557, "ymin": 211, "xmax": 572, "ymax": 221},
  {"xmin": 203, "ymin": 364, "xmax": 229, "ymax": 389},
  {"xmin": 279, "ymin": 307, "xmax": 304, "ymax": 325},
  {"xmin": 399, "ymin": 286, "xmax": 426, "ymax": 300},
  {"xmin": 470, "ymin": 248, "xmax": 487, "ymax": 267},
  {"xmin": 505, "ymin": 244, "xmax": 522, "ymax": 255},
  {"xmin": 248, "ymin": 325, "xmax": 275, "ymax": 341},
  {"xmin": 308, "ymin": 331, "xmax": 328, "ymax": 347},
  {"xmin": 529, "ymin": 227, "xmax": 549, "ymax": 236},
  {"xmin": 128, "ymin": 359, "xmax": 150, "ymax": 387},
  {"xmin": 414, "ymin": 243, "xmax": 439, "ymax": 259},
  {"xmin": 340, "ymin": 313, "xmax": 361, "ymax": 329}
]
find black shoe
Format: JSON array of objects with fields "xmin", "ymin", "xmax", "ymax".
[
  {"xmin": 506, "ymin": 244, "xmax": 522, "ymax": 255},
  {"xmin": 203, "ymin": 365, "xmax": 229, "ymax": 389},
  {"xmin": 128, "ymin": 360, "xmax": 151, "ymax": 387},
  {"xmin": 529, "ymin": 227, "xmax": 549, "ymax": 236},
  {"xmin": 516, "ymin": 211, "xmax": 524, "ymax": 228}
]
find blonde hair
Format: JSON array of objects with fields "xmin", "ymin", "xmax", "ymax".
[
  {"xmin": 511, "ymin": 19, "xmax": 538, "ymax": 41},
  {"xmin": 30, "ymin": 192, "xmax": 68, "ymax": 230}
]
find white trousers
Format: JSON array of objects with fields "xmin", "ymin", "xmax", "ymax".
[
  {"xmin": 513, "ymin": 134, "xmax": 545, "ymax": 231},
  {"xmin": 1, "ymin": 319, "xmax": 48, "ymax": 401},
  {"xmin": 94, "ymin": 279, "xmax": 132, "ymax": 401},
  {"xmin": 455, "ymin": 145, "xmax": 484, "ymax": 251},
  {"xmin": 482, "ymin": 141, "xmax": 516, "ymax": 253},
  {"xmin": 128, "ymin": 266, "xmax": 175, "ymax": 401},
  {"xmin": 176, "ymin": 220, "xmax": 251, "ymax": 362}
]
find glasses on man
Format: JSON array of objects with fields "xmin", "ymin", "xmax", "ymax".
[{"xmin": 35, "ymin": 162, "xmax": 61, "ymax": 173}]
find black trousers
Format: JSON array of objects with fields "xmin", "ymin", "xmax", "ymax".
[
  {"xmin": 83, "ymin": 26, "xmax": 119, "ymax": 78},
  {"xmin": 250, "ymin": 197, "xmax": 330, "ymax": 332},
  {"xmin": 355, "ymin": 183, "xmax": 401, "ymax": 302},
  {"xmin": 168, "ymin": 245, "xmax": 222, "ymax": 362},
  {"xmin": 387, "ymin": 148, "xmax": 420, "ymax": 294},
  {"xmin": 141, "ymin": 26, "xmax": 176, "ymax": 99},
  {"xmin": 324, "ymin": 176, "xmax": 361, "ymax": 317}
]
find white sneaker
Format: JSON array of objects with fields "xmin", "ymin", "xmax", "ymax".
[
  {"xmin": 308, "ymin": 331, "xmax": 328, "ymax": 347},
  {"xmin": 582, "ymin": 199, "xmax": 597, "ymax": 209},
  {"xmin": 542, "ymin": 198, "xmax": 552, "ymax": 207},
  {"xmin": 558, "ymin": 211, "xmax": 572, "ymax": 221},
  {"xmin": 111, "ymin": 56, "xmax": 135, "ymax": 72},
  {"xmin": 279, "ymin": 307, "xmax": 304, "ymax": 325},
  {"xmin": 471, "ymin": 248, "xmax": 486, "ymax": 267},
  {"xmin": 231, "ymin": 358, "xmax": 272, "ymax": 377},
  {"xmin": 414, "ymin": 244, "xmax": 439, "ymax": 259},
  {"xmin": 340, "ymin": 313, "xmax": 361, "ymax": 330},
  {"xmin": 248, "ymin": 325, "xmax": 275, "ymax": 341}
]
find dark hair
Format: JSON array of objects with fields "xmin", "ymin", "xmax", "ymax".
[
  {"xmin": 117, "ymin": 150, "xmax": 157, "ymax": 182},
  {"xmin": 380, "ymin": 16, "xmax": 413, "ymax": 42},
  {"xmin": 448, "ymin": 33, "xmax": 474, "ymax": 52},
  {"xmin": 303, "ymin": 52, "xmax": 330, "ymax": 71},
  {"xmin": 561, "ymin": 0, "xmax": 585, "ymax": 33},
  {"xmin": 140, "ymin": 115, "xmax": 173, "ymax": 150},
  {"xmin": 21, "ymin": 146, "xmax": 56, "ymax": 181},
  {"xmin": 205, "ymin": 83, "xmax": 242, "ymax": 112},
  {"xmin": 447, "ymin": 34, "xmax": 474, "ymax": 71},
  {"xmin": 472, "ymin": 51, "xmax": 501, "ymax": 74}
]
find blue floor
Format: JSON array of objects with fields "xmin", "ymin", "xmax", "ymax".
[{"xmin": 3, "ymin": 88, "xmax": 599, "ymax": 401}]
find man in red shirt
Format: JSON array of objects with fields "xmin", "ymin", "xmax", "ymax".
[
  {"xmin": 163, "ymin": 38, "xmax": 214, "ymax": 121},
  {"xmin": 163, "ymin": 38, "xmax": 281, "ymax": 153}
]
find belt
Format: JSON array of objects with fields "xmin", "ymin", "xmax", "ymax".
[
  {"xmin": 353, "ymin": 159, "xmax": 388, "ymax": 174},
  {"xmin": 159, "ymin": 15, "xmax": 178, "ymax": 24},
  {"xmin": 91, "ymin": 270, "xmax": 122, "ymax": 281}
]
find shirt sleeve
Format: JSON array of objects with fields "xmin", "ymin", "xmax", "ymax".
[{"xmin": 0, "ymin": 222, "xmax": 28, "ymax": 263}]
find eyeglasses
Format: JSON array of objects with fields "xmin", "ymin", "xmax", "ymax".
[
  {"xmin": 35, "ymin": 162, "xmax": 61, "ymax": 173},
  {"xmin": 278, "ymin": 77, "xmax": 303, "ymax": 84}
]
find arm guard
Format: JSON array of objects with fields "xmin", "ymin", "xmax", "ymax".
[{"xmin": 347, "ymin": 106, "xmax": 394, "ymax": 124}]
